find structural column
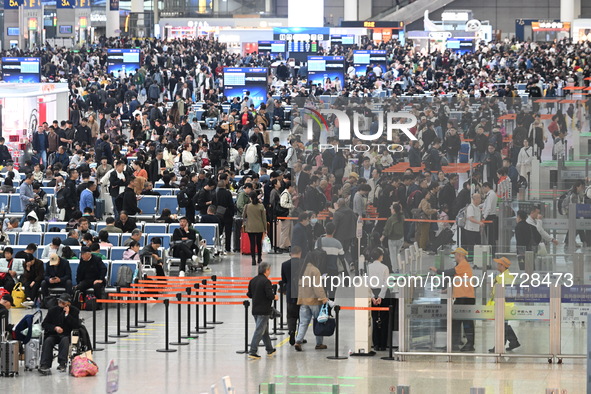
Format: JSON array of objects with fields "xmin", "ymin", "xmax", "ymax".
[
  {"xmin": 561, "ymin": 0, "xmax": 581, "ymax": 22},
  {"xmin": 288, "ymin": 0, "xmax": 324, "ymax": 27},
  {"xmin": 105, "ymin": 0, "xmax": 120, "ymax": 37}
]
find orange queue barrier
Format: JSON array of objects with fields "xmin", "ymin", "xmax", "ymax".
[
  {"xmin": 141, "ymin": 276, "xmax": 282, "ymax": 281},
  {"xmin": 405, "ymin": 218, "xmax": 492, "ymax": 223},
  {"xmin": 338, "ymin": 306, "xmax": 389, "ymax": 312},
  {"xmin": 107, "ymin": 293, "xmax": 247, "ymax": 300},
  {"xmin": 129, "ymin": 285, "xmax": 247, "ymax": 293},
  {"xmin": 216, "ymin": 277, "xmax": 281, "ymax": 281},
  {"xmin": 276, "ymin": 216, "xmax": 297, "ymax": 220},
  {"xmin": 97, "ymin": 299, "xmax": 162, "ymax": 304}
]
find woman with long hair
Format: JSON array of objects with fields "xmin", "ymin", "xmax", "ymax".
[
  {"xmin": 243, "ymin": 191, "xmax": 267, "ymax": 265},
  {"xmin": 294, "ymin": 250, "xmax": 329, "ymax": 351}
]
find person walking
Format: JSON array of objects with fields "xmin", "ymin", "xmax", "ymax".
[
  {"xmin": 488, "ymin": 257, "xmax": 520, "ymax": 353},
  {"xmin": 243, "ymin": 191, "xmax": 267, "ymax": 265},
  {"xmin": 381, "ymin": 202, "xmax": 405, "ymax": 272},
  {"xmin": 280, "ymin": 246, "xmax": 303, "ymax": 346},
  {"xmin": 246, "ymin": 262, "xmax": 278, "ymax": 359}
]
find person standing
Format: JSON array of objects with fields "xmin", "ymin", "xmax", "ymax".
[
  {"xmin": 488, "ymin": 257, "xmax": 520, "ymax": 353},
  {"xmin": 280, "ymin": 246, "xmax": 303, "ymax": 346},
  {"xmin": 243, "ymin": 192, "xmax": 267, "ymax": 265},
  {"xmin": 214, "ymin": 174, "xmax": 235, "ymax": 253},
  {"xmin": 481, "ymin": 182, "xmax": 498, "ymax": 253},
  {"xmin": 32, "ymin": 125, "xmax": 49, "ymax": 166},
  {"xmin": 430, "ymin": 248, "xmax": 475, "ymax": 352},
  {"xmin": 291, "ymin": 212, "xmax": 310, "ymax": 259},
  {"xmin": 463, "ymin": 193, "xmax": 483, "ymax": 259},
  {"xmin": 381, "ymin": 203, "xmax": 405, "ymax": 272},
  {"xmin": 332, "ymin": 198, "xmax": 357, "ymax": 256},
  {"xmin": 246, "ymin": 262, "xmax": 277, "ymax": 359},
  {"xmin": 367, "ymin": 248, "xmax": 391, "ymax": 351}
]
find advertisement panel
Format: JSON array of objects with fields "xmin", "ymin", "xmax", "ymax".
[{"xmin": 223, "ymin": 67, "xmax": 268, "ymax": 108}]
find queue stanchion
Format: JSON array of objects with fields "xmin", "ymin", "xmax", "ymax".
[
  {"xmin": 182, "ymin": 287, "xmax": 197, "ymax": 339},
  {"xmin": 109, "ymin": 289, "xmax": 128, "ymax": 339},
  {"xmin": 271, "ymin": 284, "xmax": 284, "ymax": 336},
  {"xmin": 381, "ymin": 305, "xmax": 396, "ymax": 361},
  {"xmin": 170, "ymin": 293, "xmax": 189, "ymax": 346},
  {"xmin": 121, "ymin": 294, "xmax": 138, "ymax": 334},
  {"xmin": 327, "ymin": 305, "xmax": 347, "ymax": 360},
  {"xmin": 193, "ymin": 283, "xmax": 206, "ymax": 335},
  {"xmin": 209, "ymin": 275, "xmax": 223, "ymax": 325},
  {"xmin": 236, "ymin": 300, "xmax": 250, "ymax": 354},
  {"xmin": 96, "ymin": 301, "xmax": 116, "ymax": 345},
  {"xmin": 92, "ymin": 299, "xmax": 104, "ymax": 352},
  {"xmin": 156, "ymin": 299, "xmax": 177, "ymax": 353},
  {"xmin": 138, "ymin": 275, "xmax": 155, "ymax": 324},
  {"xmin": 278, "ymin": 280, "xmax": 286, "ymax": 331},
  {"xmin": 131, "ymin": 287, "xmax": 145, "ymax": 329},
  {"xmin": 201, "ymin": 279, "xmax": 214, "ymax": 329}
]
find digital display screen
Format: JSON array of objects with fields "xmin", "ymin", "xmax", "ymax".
[
  {"xmin": 7, "ymin": 28, "xmax": 19, "ymax": 36},
  {"xmin": 352, "ymin": 50, "xmax": 388, "ymax": 76},
  {"xmin": 307, "ymin": 56, "xmax": 345, "ymax": 89},
  {"xmin": 1, "ymin": 57, "xmax": 41, "ymax": 83},
  {"xmin": 106, "ymin": 48, "xmax": 141, "ymax": 78},
  {"xmin": 223, "ymin": 67, "xmax": 268, "ymax": 108},
  {"xmin": 257, "ymin": 41, "xmax": 286, "ymax": 60},
  {"xmin": 59, "ymin": 25, "xmax": 73, "ymax": 34}
]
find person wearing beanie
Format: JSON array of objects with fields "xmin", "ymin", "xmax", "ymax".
[{"xmin": 488, "ymin": 257, "xmax": 520, "ymax": 353}]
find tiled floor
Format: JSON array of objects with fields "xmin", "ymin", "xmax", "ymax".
[{"xmin": 2, "ymin": 252, "xmax": 586, "ymax": 393}]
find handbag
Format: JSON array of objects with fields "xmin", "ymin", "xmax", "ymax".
[
  {"xmin": 70, "ymin": 355, "xmax": 99, "ymax": 377},
  {"xmin": 11, "ymin": 283, "xmax": 25, "ymax": 308},
  {"xmin": 313, "ymin": 317, "xmax": 336, "ymax": 337},
  {"xmin": 317, "ymin": 303, "xmax": 329, "ymax": 323}
]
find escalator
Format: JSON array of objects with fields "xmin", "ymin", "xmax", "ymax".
[{"xmin": 371, "ymin": 0, "xmax": 452, "ymax": 24}]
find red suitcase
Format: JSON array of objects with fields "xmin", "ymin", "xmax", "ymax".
[{"xmin": 241, "ymin": 231, "xmax": 258, "ymax": 255}]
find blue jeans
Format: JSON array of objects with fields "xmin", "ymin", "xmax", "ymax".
[
  {"xmin": 251, "ymin": 163, "xmax": 261, "ymax": 173},
  {"xmin": 295, "ymin": 304, "xmax": 323, "ymax": 345},
  {"xmin": 249, "ymin": 315, "xmax": 274, "ymax": 354},
  {"xmin": 39, "ymin": 150, "xmax": 47, "ymax": 166},
  {"xmin": 205, "ymin": 117, "xmax": 218, "ymax": 129},
  {"xmin": 111, "ymin": 196, "xmax": 119, "ymax": 218}
]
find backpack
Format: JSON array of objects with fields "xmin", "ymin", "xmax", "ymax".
[
  {"xmin": 307, "ymin": 152, "xmax": 319, "ymax": 166},
  {"xmin": 115, "ymin": 265, "xmax": 134, "ymax": 288},
  {"xmin": 558, "ymin": 190, "xmax": 572, "ymax": 216},
  {"xmin": 456, "ymin": 204, "xmax": 469, "ymax": 228},
  {"xmin": 277, "ymin": 148, "xmax": 289, "ymax": 165},
  {"xmin": 56, "ymin": 188, "xmax": 67, "ymax": 209},
  {"xmin": 177, "ymin": 189, "xmax": 189, "ymax": 208},
  {"xmin": 245, "ymin": 143, "xmax": 258, "ymax": 164}
]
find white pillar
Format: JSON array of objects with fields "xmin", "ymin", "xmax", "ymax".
[
  {"xmin": 343, "ymin": 0, "xmax": 357, "ymax": 21},
  {"xmin": 358, "ymin": 0, "xmax": 372, "ymax": 21},
  {"xmin": 131, "ymin": 0, "xmax": 143, "ymax": 36},
  {"xmin": 106, "ymin": 8, "xmax": 119, "ymax": 37},
  {"xmin": 288, "ymin": 0, "xmax": 324, "ymax": 27},
  {"xmin": 561, "ymin": 0, "xmax": 580, "ymax": 22}
]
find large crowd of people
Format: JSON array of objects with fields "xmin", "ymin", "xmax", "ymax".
[{"xmin": 0, "ymin": 35, "xmax": 589, "ymax": 356}]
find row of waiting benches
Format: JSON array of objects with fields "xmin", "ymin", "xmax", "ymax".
[{"xmin": 6, "ymin": 223, "xmax": 221, "ymax": 256}]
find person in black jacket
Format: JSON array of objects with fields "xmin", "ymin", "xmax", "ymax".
[
  {"xmin": 209, "ymin": 134, "xmax": 224, "ymax": 171},
  {"xmin": 246, "ymin": 262, "xmax": 278, "ymax": 358},
  {"xmin": 183, "ymin": 173, "xmax": 198, "ymax": 223},
  {"xmin": 439, "ymin": 174, "xmax": 458, "ymax": 218},
  {"xmin": 213, "ymin": 174, "xmax": 236, "ymax": 253},
  {"xmin": 515, "ymin": 210, "xmax": 532, "ymax": 270},
  {"xmin": 121, "ymin": 180, "xmax": 141, "ymax": 216},
  {"xmin": 64, "ymin": 168, "xmax": 79, "ymax": 221},
  {"xmin": 109, "ymin": 160, "xmax": 128, "ymax": 217},
  {"xmin": 195, "ymin": 179, "xmax": 216, "ymax": 215},
  {"xmin": 74, "ymin": 118, "xmax": 92, "ymax": 146},
  {"xmin": 171, "ymin": 217, "xmax": 202, "ymax": 276},
  {"xmin": 291, "ymin": 212, "xmax": 311, "ymax": 258},
  {"xmin": 115, "ymin": 211, "xmax": 138, "ymax": 233},
  {"xmin": 75, "ymin": 246, "xmax": 107, "ymax": 298},
  {"xmin": 39, "ymin": 293, "xmax": 81, "ymax": 374},
  {"xmin": 332, "ymin": 198, "xmax": 357, "ymax": 256},
  {"xmin": 148, "ymin": 150, "xmax": 166, "ymax": 183},
  {"xmin": 280, "ymin": 246, "xmax": 303, "ymax": 346},
  {"xmin": 443, "ymin": 127, "xmax": 461, "ymax": 163},
  {"xmin": 453, "ymin": 181, "xmax": 472, "ymax": 220},
  {"xmin": 0, "ymin": 137, "xmax": 13, "ymax": 165},
  {"xmin": 408, "ymin": 141, "xmax": 422, "ymax": 167}
]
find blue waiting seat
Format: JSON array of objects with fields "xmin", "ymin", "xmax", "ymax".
[
  {"xmin": 6, "ymin": 232, "xmax": 17, "ymax": 245},
  {"xmin": 121, "ymin": 233, "xmax": 146, "ymax": 247},
  {"xmin": 96, "ymin": 222, "xmax": 108, "ymax": 232},
  {"xmin": 46, "ymin": 222, "xmax": 68, "ymax": 231},
  {"xmin": 137, "ymin": 195, "xmax": 159, "ymax": 216},
  {"xmin": 0, "ymin": 194, "xmax": 10, "ymax": 212},
  {"xmin": 110, "ymin": 247, "xmax": 128, "ymax": 261},
  {"xmin": 108, "ymin": 234, "xmax": 121, "ymax": 246},
  {"xmin": 69, "ymin": 261, "xmax": 80, "ymax": 286},
  {"xmin": 158, "ymin": 196, "xmax": 179, "ymax": 214},
  {"xmin": 18, "ymin": 232, "xmax": 43, "ymax": 246},
  {"xmin": 148, "ymin": 233, "xmax": 171, "ymax": 249},
  {"xmin": 44, "ymin": 232, "xmax": 67, "ymax": 243},
  {"xmin": 169, "ymin": 223, "xmax": 180, "ymax": 233},
  {"xmin": 144, "ymin": 223, "xmax": 167, "ymax": 234},
  {"xmin": 8, "ymin": 194, "xmax": 23, "ymax": 214},
  {"xmin": 193, "ymin": 224, "xmax": 218, "ymax": 247}
]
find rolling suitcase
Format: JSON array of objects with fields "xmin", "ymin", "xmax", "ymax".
[
  {"xmin": 95, "ymin": 198, "xmax": 105, "ymax": 220},
  {"xmin": 0, "ymin": 339, "xmax": 20, "ymax": 377},
  {"xmin": 233, "ymin": 217, "xmax": 243, "ymax": 252},
  {"xmin": 24, "ymin": 338, "xmax": 41, "ymax": 371},
  {"xmin": 459, "ymin": 142, "xmax": 470, "ymax": 163},
  {"xmin": 241, "ymin": 230, "xmax": 251, "ymax": 255}
]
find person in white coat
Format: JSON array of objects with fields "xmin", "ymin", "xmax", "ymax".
[{"xmin": 516, "ymin": 139, "xmax": 535, "ymax": 178}]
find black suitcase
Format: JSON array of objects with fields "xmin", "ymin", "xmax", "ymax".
[
  {"xmin": 233, "ymin": 217, "xmax": 243, "ymax": 252},
  {"xmin": 95, "ymin": 198, "xmax": 105, "ymax": 220},
  {"xmin": 427, "ymin": 228, "xmax": 455, "ymax": 253}
]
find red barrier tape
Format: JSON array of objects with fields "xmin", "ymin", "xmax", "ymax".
[{"xmin": 97, "ymin": 299, "xmax": 162, "ymax": 304}]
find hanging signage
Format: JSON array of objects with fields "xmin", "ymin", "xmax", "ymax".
[
  {"xmin": 532, "ymin": 21, "xmax": 571, "ymax": 31},
  {"xmin": 109, "ymin": 0, "xmax": 119, "ymax": 11},
  {"xmin": 340, "ymin": 21, "xmax": 404, "ymax": 29}
]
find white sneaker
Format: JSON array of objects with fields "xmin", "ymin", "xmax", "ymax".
[
  {"xmin": 179, "ymin": 271, "xmax": 186, "ymax": 277},
  {"xmin": 202, "ymin": 266, "xmax": 212, "ymax": 272},
  {"xmin": 192, "ymin": 255, "xmax": 200, "ymax": 263},
  {"xmin": 21, "ymin": 300, "xmax": 34, "ymax": 308}
]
